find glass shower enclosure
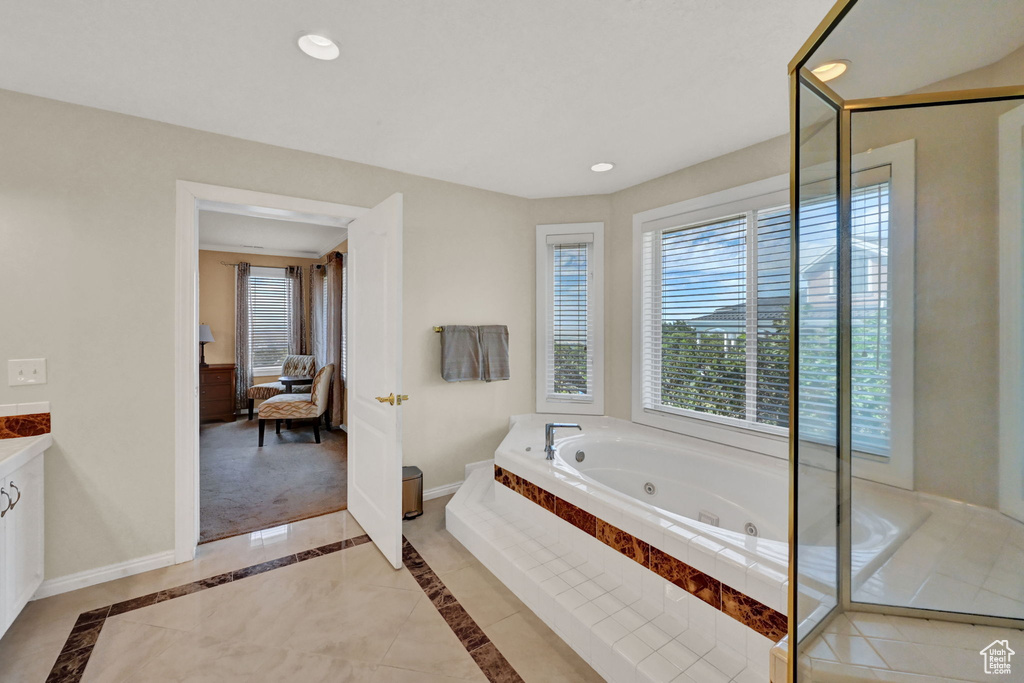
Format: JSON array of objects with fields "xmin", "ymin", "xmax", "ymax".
[{"xmin": 789, "ymin": 0, "xmax": 1024, "ymax": 679}]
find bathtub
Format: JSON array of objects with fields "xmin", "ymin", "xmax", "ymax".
[{"xmin": 494, "ymin": 414, "xmax": 928, "ymax": 603}]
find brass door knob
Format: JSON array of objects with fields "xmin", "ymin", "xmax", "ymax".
[{"xmin": 375, "ymin": 393, "xmax": 395, "ymax": 405}]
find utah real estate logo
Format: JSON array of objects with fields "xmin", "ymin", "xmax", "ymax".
[{"xmin": 980, "ymin": 640, "xmax": 1014, "ymax": 675}]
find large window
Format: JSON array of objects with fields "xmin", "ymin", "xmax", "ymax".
[
  {"xmin": 633, "ymin": 140, "xmax": 914, "ymax": 486},
  {"xmin": 536, "ymin": 223, "xmax": 604, "ymax": 415},
  {"xmin": 248, "ymin": 266, "xmax": 293, "ymax": 375}
]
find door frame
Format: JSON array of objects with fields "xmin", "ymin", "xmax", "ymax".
[
  {"xmin": 999, "ymin": 104, "xmax": 1024, "ymax": 523},
  {"xmin": 174, "ymin": 180, "xmax": 367, "ymax": 563}
]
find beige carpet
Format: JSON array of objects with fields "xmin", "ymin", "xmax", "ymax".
[{"xmin": 199, "ymin": 418, "xmax": 348, "ymax": 543}]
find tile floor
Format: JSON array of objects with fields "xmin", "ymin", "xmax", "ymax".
[
  {"xmin": 796, "ymin": 611, "xmax": 1024, "ymax": 682},
  {"xmin": 852, "ymin": 492, "xmax": 1024, "ymax": 619},
  {"xmin": 3, "ymin": 496, "xmax": 601, "ymax": 682}
]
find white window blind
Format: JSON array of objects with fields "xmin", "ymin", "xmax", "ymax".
[
  {"xmin": 640, "ymin": 178, "xmax": 893, "ymax": 454},
  {"xmin": 537, "ymin": 223, "xmax": 604, "ymax": 415},
  {"xmin": 248, "ymin": 268, "xmax": 293, "ymax": 373},
  {"xmin": 547, "ymin": 238, "xmax": 593, "ymax": 401}
]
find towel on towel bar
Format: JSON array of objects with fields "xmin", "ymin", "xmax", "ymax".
[
  {"xmin": 479, "ymin": 325, "xmax": 510, "ymax": 382},
  {"xmin": 440, "ymin": 325, "xmax": 481, "ymax": 382}
]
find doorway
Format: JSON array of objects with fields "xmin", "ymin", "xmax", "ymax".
[
  {"xmin": 196, "ymin": 206, "xmax": 350, "ymax": 542},
  {"xmin": 175, "ymin": 182, "xmax": 406, "ymax": 569}
]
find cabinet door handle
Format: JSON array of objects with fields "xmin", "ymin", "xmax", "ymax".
[
  {"xmin": 0, "ymin": 488, "xmax": 9, "ymax": 518},
  {"xmin": 8, "ymin": 482, "xmax": 20, "ymax": 511}
]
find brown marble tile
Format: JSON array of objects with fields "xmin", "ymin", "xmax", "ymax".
[
  {"xmin": 595, "ymin": 519, "xmax": 649, "ymax": 566},
  {"xmin": 46, "ymin": 646, "xmax": 92, "ymax": 683},
  {"xmin": 296, "ymin": 548, "xmax": 323, "ymax": 562},
  {"xmin": 437, "ymin": 602, "xmax": 489, "ymax": 652},
  {"xmin": 494, "ymin": 465, "xmax": 518, "ymax": 492},
  {"xmin": 75, "ymin": 606, "xmax": 110, "ymax": 626},
  {"xmin": 231, "ymin": 554, "xmax": 297, "ymax": 579},
  {"xmin": 469, "ymin": 642, "xmax": 525, "ymax": 683},
  {"xmin": 58, "ymin": 618, "xmax": 105, "ymax": 655},
  {"xmin": 107, "ymin": 592, "xmax": 164, "ymax": 617},
  {"xmin": 517, "ymin": 477, "xmax": 536, "ymax": 500},
  {"xmin": 314, "ymin": 540, "xmax": 346, "ymax": 555},
  {"xmin": 649, "ymin": 547, "xmax": 721, "ymax": 609},
  {"xmin": 526, "ymin": 484, "xmax": 556, "ymax": 513},
  {"xmin": 402, "ymin": 537, "xmax": 525, "ymax": 682},
  {"xmin": 721, "ymin": 584, "xmax": 787, "ymax": 642},
  {"xmin": 554, "ymin": 498, "xmax": 597, "ymax": 536},
  {"xmin": 0, "ymin": 412, "xmax": 51, "ymax": 439}
]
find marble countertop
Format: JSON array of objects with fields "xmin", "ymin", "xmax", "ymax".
[{"xmin": 0, "ymin": 434, "xmax": 51, "ymax": 477}]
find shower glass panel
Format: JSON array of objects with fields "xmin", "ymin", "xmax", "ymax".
[
  {"xmin": 849, "ymin": 99, "xmax": 1024, "ymax": 620},
  {"xmin": 793, "ymin": 81, "xmax": 840, "ymax": 642}
]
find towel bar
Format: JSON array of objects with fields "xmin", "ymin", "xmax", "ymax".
[{"xmin": 433, "ymin": 326, "xmax": 443, "ymax": 333}]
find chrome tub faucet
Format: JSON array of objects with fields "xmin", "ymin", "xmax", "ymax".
[{"xmin": 545, "ymin": 423, "xmax": 582, "ymax": 460}]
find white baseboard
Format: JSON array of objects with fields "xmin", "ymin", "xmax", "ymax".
[
  {"xmin": 33, "ymin": 550, "xmax": 176, "ymax": 600},
  {"xmin": 424, "ymin": 481, "xmax": 463, "ymax": 501}
]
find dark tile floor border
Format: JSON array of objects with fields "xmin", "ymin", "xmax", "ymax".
[
  {"xmin": 495, "ymin": 464, "xmax": 788, "ymax": 642},
  {"xmin": 46, "ymin": 533, "xmax": 523, "ymax": 683}
]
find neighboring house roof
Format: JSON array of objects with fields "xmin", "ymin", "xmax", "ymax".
[{"xmin": 803, "ymin": 238, "xmax": 887, "ymax": 277}]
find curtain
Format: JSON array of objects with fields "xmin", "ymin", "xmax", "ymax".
[
  {"xmin": 311, "ymin": 264, "xmax": 327, "ymax": 369},
  {"xmin": 324, "ymin": 252, "xmax": 346, "ymax": 428},
  {"xmin": 234, "ymin": 262, "xmax": 252, "ymax": 407},
  {"xmin": 285, "ymin": 265, "xmax": 307, "ymax": 355}
]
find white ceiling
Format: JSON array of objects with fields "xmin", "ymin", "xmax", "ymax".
[
  {"xmin": 198, "ymin": 209, "xmax": 347, "ymax": 259},
  {"xmin": 809, "ymin": 0, "xmax": 1024, "ymax": 100},
  {"xmin": 1, "ymin": 2, "xmax": 1019, "ymax": 199}
]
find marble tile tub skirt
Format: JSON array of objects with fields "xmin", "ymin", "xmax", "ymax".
[
  {"xmin": 448, "ymin": 467, "xmax": 779, "ymax": 683},
  {"xmin": 494, "ymin": 464, "xmax": 787, "ymax": 642}
]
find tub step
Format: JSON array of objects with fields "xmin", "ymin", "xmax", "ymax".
[{"xmin": 446, "ymin": 468, "xmax": 769, "ymax": 683}]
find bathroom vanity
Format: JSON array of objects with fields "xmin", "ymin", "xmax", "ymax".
[{"xmin": 0, "ymin": 434, "xmax": 47, "ymax": 638}]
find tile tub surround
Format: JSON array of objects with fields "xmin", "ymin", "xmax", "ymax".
[
  {"xmin": 448, "ymin": 467, "xmax": 778, "ymax": 682},
  {"xmin": 46, "ymin": 533, "xmax": 524, "ymax": 683},
  {"xmin": 496, "ymin": 464, "xmax": 786, "ymax": 643},
  {"xmin": 0, "ymin": 401, "xmax": 51, "ymax": 439}
]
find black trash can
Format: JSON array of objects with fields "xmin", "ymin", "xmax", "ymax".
[{"xmin": 402, "ymin": 466, "xmax": 423, "ymax": 520}]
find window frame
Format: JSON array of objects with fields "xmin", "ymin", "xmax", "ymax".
[
  {"xmin": 536, "ymin": 222, "xmax": 605, "ymax": 415},
  {"xmin": 631, "ymin": 140, "xmax": 915, "ymax": 489},
  {"xmin": 248, "ymin": 265, "xmax": 293, "ymax": 377}
]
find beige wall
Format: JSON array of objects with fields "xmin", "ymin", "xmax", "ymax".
[{"xmin": 0, "ymin": 89, "xmax": 551, "ymax": 580}]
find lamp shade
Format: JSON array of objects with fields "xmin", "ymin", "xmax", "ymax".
[{"xmin": 199, "ymin": 324, "xmax": 215, "ymax": 343}]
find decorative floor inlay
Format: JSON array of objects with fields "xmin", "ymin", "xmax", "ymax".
[
  {"xmin": 403, "ymin": 538, "xmax": 524, "ymax": 683},
  {"xmin": 494, "ymin": 464, "xmax": 788, "ymax": 642},
  {"xmin": 47, "ymin": 533, "xmax": 523, "ymax": 683}
]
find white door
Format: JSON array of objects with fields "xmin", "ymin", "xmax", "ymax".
[
  {"xmin": 347, "ymin": 193, "xmax": 405, "ymax": 568},
  {"xmin": 999, "ymin": 104, "xmax": 1024, "ymax": 523}
]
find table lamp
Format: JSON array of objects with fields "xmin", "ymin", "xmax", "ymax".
[{"xmin": 199, "ymin": 324, "xmax": 215, "ymax": 367}]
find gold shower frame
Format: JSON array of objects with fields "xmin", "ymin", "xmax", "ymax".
[{"xmin": 787, "ymin": 1, "xmax": 1024, "ymax": 679}]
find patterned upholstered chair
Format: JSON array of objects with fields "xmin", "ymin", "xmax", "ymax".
[
  {"xmin": 246, "ymin": 355, "xmax": 316, "ymax": 420},
  {"xmin": 258, "ymin": 364, "xmax": 334, "ymax": 446}
]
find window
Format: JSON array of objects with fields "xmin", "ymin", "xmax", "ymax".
[
  {"xmin": 537, "ymin": 223, "xmax": 604, "ymax": 415},
  {"xmin": 248, "ymin": 266, "xmax": 293, "ymax": 375},
  {"xmin": 632, "ymin": 140, "xmax": 914, "ymax": 487}
]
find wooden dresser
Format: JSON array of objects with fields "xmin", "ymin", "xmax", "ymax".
[{"xmin": 200, "ymin": 364, "xmax": 236, "ymax": 422}]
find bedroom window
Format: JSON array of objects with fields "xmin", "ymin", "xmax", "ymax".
[
  {"xmin": 536, "ymin": 223, "xmax": 605, "ymax": 415},
  {"xmin": 248, "ymin": 266, "xmax": 293, "ymax": 376}
]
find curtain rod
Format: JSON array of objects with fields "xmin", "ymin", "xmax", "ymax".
[{"xmin": 219, "ymin": 261, "xmax": 328, "ymax": 268}]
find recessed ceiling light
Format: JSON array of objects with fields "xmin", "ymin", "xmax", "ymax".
[
  {"xmin": 298, "ymin": 34, "xmax": 340, "ymax": 61},
  {"xmin": 591, "ymin": 162, "xmax": 615, "ymax": 173},
  {"xmin": 811, "ymin": 60, "xmax": 850, "ymax": 83}
]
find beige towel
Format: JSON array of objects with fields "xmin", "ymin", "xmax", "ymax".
[
  {"xmin": 479, "ymin": 325, "xmax": 510, "ymax": 382},
  {"xmin": 441, "ymin": 325, "xmax": 481, "ymax": 382}
]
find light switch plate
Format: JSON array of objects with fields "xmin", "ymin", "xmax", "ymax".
[{"xmin": 8, "ymin": 358, "xmax": 47, "ymax": 386}]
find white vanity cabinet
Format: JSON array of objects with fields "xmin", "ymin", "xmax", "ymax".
[{"xmin": 0, "ymin": 435, "xmax": 48, "ymax": 638}]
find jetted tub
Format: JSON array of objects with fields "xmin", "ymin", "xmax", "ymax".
[{"xmin": 494, "ymin": 414, "xmax": 929, "ymax": 596}]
